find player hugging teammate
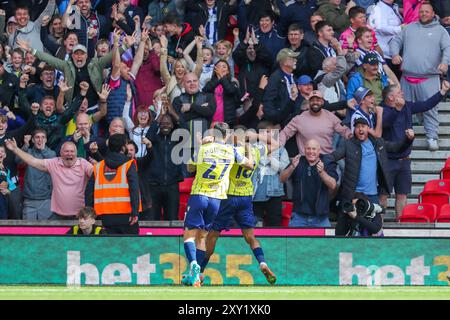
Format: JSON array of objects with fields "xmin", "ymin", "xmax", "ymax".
[{"xmin": 181, "ymin": 122, "xmax": 278, "ymax": 287}]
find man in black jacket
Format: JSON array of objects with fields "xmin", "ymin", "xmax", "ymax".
[
  {"xmin": 145, "ymin": 114, "xmax": 183, "ymax": 221},
  {"xmin": 306, "ymin": 20, "xmax": 337, "ymax": 78},
  {"xmin": 233, "ymin": 28, "xmax": 272, "ymax": 104},
  {"xmin": 162, "ymin": 14, "xmax": 197, "ymax": 60},
  {"xmin": 0, "ymin": 61, "xmax": 18, "ymax": 109},
  {"xmin": 185, "ymin": 0, "xmax": 237, "ymax": 45},
  {"xmin": 262, "ymin": 48, "xmax": 299, "ymax": 127},
  {"xmin": 85, "ymin": 134, "xmax": 140, "ymax": 234},
  {"xmin": 172, "ymin": 72, "xmax": 215, "ymax": 161},
  {"xmin": 331, "ymin": 118, "xmax": 415, "ymax": 235}
]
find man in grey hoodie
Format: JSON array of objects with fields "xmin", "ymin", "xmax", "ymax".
[
  {"xmin": 390, "ymin": 2, "xmax": 450, "ymax": 151},
  {"xmin": 20, "ymin": 129, "xmax": 56, "ymax": 220},
  {"xmin": 9, "ymin": 0, "xmax": 56, "ymax": 53}
]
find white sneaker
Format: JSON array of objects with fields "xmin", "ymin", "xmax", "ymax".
[{"xmin": 427, "ymin": 139, "xmax": 439, "ymax": 151}]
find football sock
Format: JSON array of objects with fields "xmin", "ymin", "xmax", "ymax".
[
  {"xmin": 196, "ymin": 249, "xmax": 205, "ymax": 268},
  {"xmin": 200, "ymin": 256, "xmax": 210, "ymax": 273},
  {"xmin": 252, "ymin": 247, "xmax": 266, "ymax": 265},
  {"xmin": 184, "ymin": 240, "xmax": 197, "ymax": 265}
]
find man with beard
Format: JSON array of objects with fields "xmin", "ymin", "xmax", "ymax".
[
  {"xmin": 331, "ymin": 118, "xmax": 415, "ymax": 235},
  {"xmin": 61, "ymin": 0, "xmax": 111, "ymax": 58},
  {"xmin": 17, "ymin": 35, "xmax": 131, "ymax": 109},
  {"xmin": 5, "ymin": 139, "xmax": 93, "ymax": 220},
  {"xmin": 279, "ymin": 90, "xmax": 352, "ymax": 156}
]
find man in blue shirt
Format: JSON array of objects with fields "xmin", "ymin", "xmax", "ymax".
[
  {"xmin": 331, "ymin": 117, "xmax": 415, "ymax": 234},
  {"xmin": 379, "ymin": 80, "xmax": 450, "ymax": 219}
]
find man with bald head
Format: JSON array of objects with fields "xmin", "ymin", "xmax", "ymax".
[
  {"xmin": 280, "ymin": 139, "xmax": 338, "ymax": 227},
  {"xmin": 5, "ymin": 139, "xmax": 93, "ymax": 220},
  {"xmin": 69, "ymin": 112, "xmax": 98, "ymax": 160},
  {"xmin": 172, "ymin": 72, "xmax": 215, "ymax": 161}
]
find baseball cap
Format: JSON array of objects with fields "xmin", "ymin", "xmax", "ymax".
[
  {"xmin": 308, "ymin": 90, "xmax": 323, "ymax": 100},
  {"xmin": 362, "ymin": 52, "xmax": 379, "ymax": 65},
  {"xmin": 354, "ymin": 87, "xmax": 373, "ymax": 104},
  {"xmin": 353, "ymin": 117, "xmax": 369, "ymax": 127},
  {"xmin": 297, "ymin": 75, "xmax": 313, "ymax": 86},
  {"xmin": 7, "ymin": 17, "xmax": 16, "ymax": 24},
  {"xmin": 276, "ymin": 48, "xmax": 300, "ymax": 63},
  {"xmin": 72, "ymin": 44, "xmax": 88, "ymax": 54}
]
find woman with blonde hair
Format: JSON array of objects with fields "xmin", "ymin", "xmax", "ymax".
[
  {"xmin": 159, "ymin": 35, "xmax": 204, "ymax": 102},
  {"xmin": 213, "ymin": 39, "xmax": 235, "ymax": 78}
]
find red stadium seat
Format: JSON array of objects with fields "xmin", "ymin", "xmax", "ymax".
[
  {"xmin": 419, "ymin": 179, "xmax": 450, "ymax": 212},
  {"xmin": 441, "ymin": 168, "xmax": 450, "ymax": 179},
  {"xmin": 178, "ymin": 178, "xmax": 194, "ymax": 220},
  {"xmin": 399, "ymin": 203, "xmax": 437, "ymax": 223},
  {"xmin": 440, "ymin": 157, "xmax": 450, "ymax": 179},
  {"xmin": 444, "ymin": 158, "xmax": 450, "ymax": 168},
  {"xmin": 281, "ymin": 201, "xmax": 293, "ymax": 227},
  {"xmin": 436, "ymin": 204, "xmax": 450, "ymax": 223},
  {"xmin": 178, "ymin": 193, "xmax": 190, "ymax": 221}
]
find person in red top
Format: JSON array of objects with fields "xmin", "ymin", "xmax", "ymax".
[{"xmin": 130, "ymin": 35, "xmax": 163, "ymax": 108}]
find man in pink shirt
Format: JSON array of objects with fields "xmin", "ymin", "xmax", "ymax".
[
  {"xmin": 279, "ymin": 90, "xmax": 352, "ymax": 155},
  {"xmin": 5, "ymin": 139, "xmax": 93, "ymax": 219}
]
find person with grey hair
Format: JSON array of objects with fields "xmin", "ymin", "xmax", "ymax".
[
  {"xmin": 313, "ymin": 38, "xmax": 356, "ymax": 103},
  {"xmin": 390, "ymin": 2, "xmax": 450, "ymax": 151}
]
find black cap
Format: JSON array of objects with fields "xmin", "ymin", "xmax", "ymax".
[
  {"xmin": 353, "ymin": 117, "xmax": 369, "ymax": 127},
  {"xmin": 362, "ymin": 52, "xmax": 379, "ymax": 65}
]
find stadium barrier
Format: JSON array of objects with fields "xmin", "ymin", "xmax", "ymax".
[{"xmin": 1, "ymin": 236, "xmax": 450, "ymax": 286}]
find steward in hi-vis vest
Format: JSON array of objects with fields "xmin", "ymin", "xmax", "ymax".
[{"xmin": 85, "ymin": 134, "xmax": 141, "ymax": 234}]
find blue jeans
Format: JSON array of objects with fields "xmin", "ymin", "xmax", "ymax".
[
  {"xmin": 289, "ymin": 213, "xmax": 331, "ymax": 227},
  {"xmin": 366, "ymin": 194, "xmax": 379, "ymax": 204}
]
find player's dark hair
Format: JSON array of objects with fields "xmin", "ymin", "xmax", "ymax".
[
  {"xmin": 213, "ymin": 122, "xmax": 229, "ymax": 138},
  {"xmin": 108, "ymin": 134, "xmax": 128, "ymax": 153},
  {"xmin": 349, "ymin": 6, "xmax": 366, "ymax": 20},
  {"xmin": 257, "ymin": 120, "xmax": 273, "ymax": 131}
]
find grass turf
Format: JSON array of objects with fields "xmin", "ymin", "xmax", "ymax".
[{"xmin": 0, "ymin": 285, "xmax": 449, "ymax": 300}]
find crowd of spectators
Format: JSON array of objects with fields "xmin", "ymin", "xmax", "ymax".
[{"xmin": 0, "ymin": 0, "xmax": 449, "ymax": 234}]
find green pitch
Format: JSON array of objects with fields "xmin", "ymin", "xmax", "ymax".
[{"xmin": 0, "ymin": 286, "xmax": 449, "ymax": 300}]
